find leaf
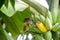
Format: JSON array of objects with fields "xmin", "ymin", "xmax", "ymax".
[
  {"xmin": 1, "ymin": 0, "xmax": 29, "ymax": 17},
  {"xmin": 1, "ymin": 2, "xmax": 15, "ymax": 17},
  {"xmin": 0, "ymin": 23, "xmax": 2, "ymax": 30},
  {"xmin": 0, "ymin": 23, "xmax": 14, "ymax": 40},
  {"xmin": 0, "ymin": 30, "xmax": 7, "ymax": 40},
  {"xmin": 0, "ymin": 11, "xmax": 19, "ymax": 39},
  {"xmin": 15, "ymin": 1, "xmax": 28, "ymax": 11},
  {"xmin": 52, "ymin": 31, "xmax": 59, "ymax": 40},
  {"xmin": 0, "ymin": 29, "xmax": 14, "ymax": 40},
  {"xmin": 0, "ymin": 7, "xmax": 31, "ymax": 39},
  {"xmin": 0, "ymin": 0, "xmax": 5, "ymax": 8},
  {"xmin": 10, "ymin": 0, "xmax": 15, "ymax": 9},
  {"xmin": 4, "ymin": 0, "xmax": 8, "ymax": 8},
  {"xmin": 11, "ymin": 7, "xmax": 31, "ymax": 32}
]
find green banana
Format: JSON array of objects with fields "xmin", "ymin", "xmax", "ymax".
[
  {"xmin": 48, "ymin": 0, "xmax": 59, "ymax": 24},
  {"xmin": 46, "ymin": 11, "xmax": 52, "ymax": 23},
  {"xmin": 32, "ymin": 34, "xmax": 43, "ymax": 40},
  {"xmin": 39, "ymin": 14, "xmax": 45, "ymax": 23},
  {"xmin": 45, "ymin": 17, "xmax": 52, "ymax": 30},
  {"xmin": 52, "ymin": 23, "xmax": 60, "ymax": 32},
  {"xmin": 30, "ymin": 7, "xmax": 45, "ymax": 23},
  {"xmin": 44, "ymin": 31, "xmax": 52, "ymax": 40},
  {"xmin": 29, "ymin": 22, "xmax": 41, "ymax": 34},
  {"xmin": 30, "ymin": 7, "xmax": 40, "ymax": 15},
  {"xmin": 30, "ymin": 7, "xmax": 41, "ymax": 22},
  {"xmin": 52, "ymin": 10, "xmax": 57, "ymax": 24}
]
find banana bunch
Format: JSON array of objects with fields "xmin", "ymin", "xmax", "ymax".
[
  {"xmin": 22, "ymin": 0, "xmax": 60, "ymax": 40},
  {"xmin": 22, "ymin": 0, "xmax": 59, "ymax": 31}
]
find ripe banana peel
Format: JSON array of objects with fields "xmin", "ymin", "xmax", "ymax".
[{"xmin": 36, "ymin": 21, "xmax": 47, "ymax": 33}]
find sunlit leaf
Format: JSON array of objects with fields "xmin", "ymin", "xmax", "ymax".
[
  {"xmin": 15, "ymin": 1, "xmax": 28, "ymax": 11},
  {"xmin": 1, "ymin": 0, "xmax": 28, "ymax": 17},
  {"xmin": 1, "ymin": 2, "xmax": 15, "ymax": 17}
]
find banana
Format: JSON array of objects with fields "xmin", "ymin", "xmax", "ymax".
[
  {"xmin": 32, "ymin": 34, "xmax": 43, "ymax": 40},
  {"xmin": 44, "ymin": 31, "xmax": 52, "ymax": 40},
  {"xmin": 29, "ymin": 22, "xmax": 41, "ymax": 34},
  {"xmin": 45, "ymin": 17, "xmax": 52, "ymax": 30},
  {"xmin": 52, "ymin": 10, "xmax": 57, "ymax": 24},
  {"xmin": 36, "ymin": 21, "xmax": 47, "ymax": 33},
  {"xmin": 30, "ymin": 7, "xmax": 45, "ymax": 23},
  {"xmin": 39, "ymin": 14, "xmax": 45, "ymax": 23},
  {"xmin": 30, "ymin": 7, "xmax": 41, "ymax": 22},
  {"xmin": 48, "ymin": 0, "xmax": 59, "ymax": 24},
  {"xmin": 46, "ymin": 11, "xmax": 52, "ymax": 23},
  {"xmin": 52, "ymin": 23, "xmax": 60, "ymax": 32}
]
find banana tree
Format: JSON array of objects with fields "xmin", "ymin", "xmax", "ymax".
[{"xmin": 0, "ymin": 0, "xmax": 60, "ymax": 40}]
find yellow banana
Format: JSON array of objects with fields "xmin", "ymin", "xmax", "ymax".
[{"xmin": 36, "ymin": 21, "xmax": 47, "ymax": 33}]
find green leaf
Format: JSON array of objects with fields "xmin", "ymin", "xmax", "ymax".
[
  {"xmin": 0, "ymin": 11, "xmax": 20, "ymax": 39},
  {"xmin": 0, "ymin": 29, "xmax": 14, "ymax": 40},
  {"xmin": 4, "ymin": 0, "xmax": 8, "ymax": 8},
  {"xmin": 1, "ymin": 1, "xmax": 29, "ymax": 17},
  {"xmin": 0, "ymin": 23, "xmax": 2, "ymax": 30},
  {"xmin": 0, "ymin": 30, "xmax": 7, "ymax": 40},
  {"xmin": 3, "ymin": 30, "xmax": 14, "ymax": 40},
  {"xmin": 0, "ymin": 0, "xmax": 5, "ymax": 8},
  {"xmin": 0, "ymin": 7, "xmax": 30, "ymax": 39},
  {"xmin": 52, "ymin": 31, "xmax": 59, "ymax": 40},
  {"xmin": 1, "ymin": 2, "xmax": 15, "ymax": 17},
  {"xmin": 10, "ymin": 0, "xmax": 15, "ymax": 9}
]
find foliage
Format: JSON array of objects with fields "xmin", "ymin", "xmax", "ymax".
[{"xmin": 0, "ymin": 0, "xmax": 60, "ymax": 40}]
